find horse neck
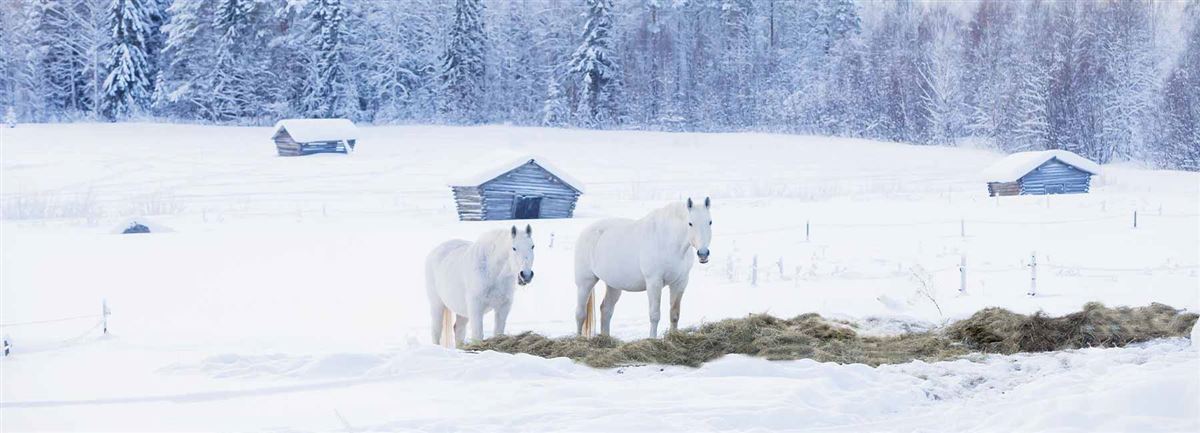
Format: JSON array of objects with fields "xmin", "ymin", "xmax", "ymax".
[
  {"xmin": 473, "ymin": 230, "xmax": 513, "ymax": 274},
  {"xmin": 644, "ymin": 202, "xmax": 690, "ymax": 251}
]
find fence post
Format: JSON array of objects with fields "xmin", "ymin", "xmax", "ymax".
[
  {"xmin": 959, "ymin": 254, "xmax": 967, "ymax": 294},
  {"xmin": 102, "ymin": 299, "xmax": 110, "ymax": 334},
  {"xmin": 750, "ymin": 255, "xmax": 759, "ymax": 287},
  {"xmin": 1028, "ymin": 252, "xmax": 1037, "ymax": 296},
  {"xmin": 1133, "ymin": 211, "xmax": 1138, "ymax": 229},
  {"xmin": 805, "ymin": 220, "xmax": 810, "ymax": 242},
  {"xmin": 549, "ymin": 232, "xmax": 555, "ymax": 248}
]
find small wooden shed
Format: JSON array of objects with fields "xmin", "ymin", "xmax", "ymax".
[
  {"xmin": 448, "ymin": 155, "xmax": 585, "ymax": 221},
  {"xmin": 271, "ymin": 119, "xmax": 358, "ymax": 156},
  {"xmin": 982, "ymin": 150, "xmax": 1100, "ymax": 196}
]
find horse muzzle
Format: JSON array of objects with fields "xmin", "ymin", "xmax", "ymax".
[
  {"xmin": 518, "ymin": 270, "xmax": 534, "ymax": 285},
  {"xmin": 697, "ymin": 249, "xmax": 710, "ymax": 264}
]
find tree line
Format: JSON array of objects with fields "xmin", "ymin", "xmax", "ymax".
[{"xmin": 0, "ymin": 0, "xmax": 1196, "ymax": 170}]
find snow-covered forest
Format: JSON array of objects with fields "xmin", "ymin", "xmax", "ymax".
[{"xmin": 1, "ymin": 0, "xmax": 1197, "ymax": 169}]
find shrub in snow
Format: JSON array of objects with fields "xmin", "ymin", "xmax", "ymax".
[
  {"xmin": 111, "ymin": 217, "xmax": 173, "ymax": 235},
  {"xmin": 122, "ymin": 222, "xmax": 151, "ymax": 234},
  {"xmin": 4, "ymin": 107, "xmax": 14, "ymax": 128}
]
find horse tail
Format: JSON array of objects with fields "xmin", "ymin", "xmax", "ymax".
[
  {"xmin": 439, "ymin": 307, "xmax": 455, "ymax": 348},
  {"xmin": 582, "ymin": 288, "xmax": 596, "ymax": 337}
]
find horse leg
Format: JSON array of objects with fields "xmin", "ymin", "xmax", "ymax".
[
  {"xmin": 467, "ymin": 299, "xmax": 486, "ymax": 343},
  {"xmin": 493, "ymin": 300, "xmax": 512, "ymax": 337},
  {"xmin": 429, "ymin": 301, "xmax": 446, "ymax": 346},
  {"xmin": 646, "ymin": 278, "xmax": 664, "ymax": 338},
  {"xmin": 669, "ymin": 284, "xmax": 686, "ymax": 333},
  {"xmin": 599, "ymin": 285, "xmax": 622, "ymax": 336},
  {"xmin": 453, "ymin": 315, "xmax": 468, "ymax": 347},
  {"xmin": 575, "ymin": 276, "xmax": 599, "ymax": 336}
]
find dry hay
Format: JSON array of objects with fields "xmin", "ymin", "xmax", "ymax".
[{"xmin": 465, "ymin": 303, "xmax": 1197, "ymax": 368}]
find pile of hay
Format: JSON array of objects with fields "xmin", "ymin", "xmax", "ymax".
[
  {"xmin": 945, "ymin": 302, "xmax": 1197, "ymax": 354},
  {"xmin": 466, "ymin": 303, "xmax": 1196, "ymax": 368}
]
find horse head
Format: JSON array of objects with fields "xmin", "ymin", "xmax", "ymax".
[
  {"xmin": 685, "ymin": 197, "xmax": 713, "ymax": 264},
  {"xmin": 510, "ymin": 224, "xmax": 535, "ymax": 285}
]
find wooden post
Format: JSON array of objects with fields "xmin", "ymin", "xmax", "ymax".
[
  {"xmin": 805, "ymin": 220, "xmax": 810, "ymax": 242},
  {"xmin": 549, "ymin": 232, "xmax": 555, "ymax": 249},
  {"xmin": 959, "ymin": 254, "xmax": 967, "ymax": 294},
  {"xmin": 751, "ymin": 255, "xmax": 758, "ymax": 287},
  {"xmin": 1133, "ymin": 211, "xmax": 1138, "ymax": 228},
  {"xmin": 1027, "ymin": 253, "xmax": 1037, "ymax": 296},
  {"xmin": 102, "ymin": 299, "xmax": 110, "ymax": 334}
]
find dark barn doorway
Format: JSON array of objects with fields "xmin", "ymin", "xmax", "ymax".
[{"xmin": 514, "ymin": 195, "xmax": 543, "ymax": 219}]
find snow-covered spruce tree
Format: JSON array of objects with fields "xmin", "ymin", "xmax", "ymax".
[
  {"xmin": 962, "ymin": 0, "xmax": 1020, "ymax": 146},
  {"xmin": 26, "ymin": 0, "xmax": 109, "ymax": 119},
  {"xmin": 813, "ymin": 0, "xmax": 861, "ymax": 56},
  {"xmin": 490, "ymin": 2, "xmax": 540, "ymax": 123},
  {"xmin": 916, "ymin": 6, "xmax": 967, "ymax": 145},
  {"xmin": 1094, "ymin": 0, "xmax": 1158, "ymax": 163},
  {"xmin": 569, "ymin": 0, "xmax": 621, "ymax": 128},
  {"xmin": 101, "ymin": 0, "xmax": 156, "ymax": 120},
  {"xmin": 541, "ymin": 78, "xmax": 568, "ymax": 127},
  {"xmin": 155, "ymin": 0, "xmax": 215, "ymax": 120},
  {"xmin": 438, "ymin": 0, "xmax": 487, "ymax": 124},
  {"xmin": 305, "ymin": 0, "xmax": 355, "ymax": 119},
  {"xmin": 1159, "ymin": 2, "xmax": 1200, "ymax": 171},
  {"xmin": 358, "ymin": 0, "xmax": 439, "ymax": 122}
]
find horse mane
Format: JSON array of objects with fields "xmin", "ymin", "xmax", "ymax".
[
  {"xmin": 474, "ymin": 228, "xmax": 513, "ymax": 253},
  {"xmin": 642, "ymin": 201, "xmax": 688, "ymax": 225}
]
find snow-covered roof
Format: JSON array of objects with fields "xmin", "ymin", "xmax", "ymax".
[
  {"xmin": 448, "ymin": 154, "xmax": 586, "ymax": 193},
  {"xmin": 981, "ymin": 150, "xmax": 1101, "ymax": 183},
  {"xmin": 272, "ymin": 118, "xmax": 357, "ymax": 143}
]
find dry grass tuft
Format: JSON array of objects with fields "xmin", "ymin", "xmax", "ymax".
[{"xmin": 466, "ymin": 303, "xmax": 1197, "ymax": 368}]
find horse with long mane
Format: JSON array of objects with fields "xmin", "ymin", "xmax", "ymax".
[
  {"xmin": 574, "ymin": 197, "xmax": 713, "ymax": 338},
  {"xmin": 426, "ymin": 225, "xmax": 535, "ymax": 347}
]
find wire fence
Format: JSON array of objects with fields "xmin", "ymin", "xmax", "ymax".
[
  {"xmin": 1, "ymin": 300, "xmax": 109, "ymax": 357},
  {"xmin": 723, "ymin": 212, "xmax": 1198, "ymax": 237}
]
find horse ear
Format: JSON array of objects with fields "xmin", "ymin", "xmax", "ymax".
[
  {"xmin": 511, "ymin": 225, "xmax": 517, "ymax": 238},
  {"xmin": 704, "ymin": 196, "xmax": 711, "ymax": 208},
  {"xmin": 525, "ymin": 224, "xmax": 532, "ymax": 235},
  {"xmin": 687, "ymin": 198, "xmax": 693, "ymax": 209}
]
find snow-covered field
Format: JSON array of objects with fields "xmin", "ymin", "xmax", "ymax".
[{"xmin": 1, "ymin": 123, "xmax": 1197, "ymax": 432}]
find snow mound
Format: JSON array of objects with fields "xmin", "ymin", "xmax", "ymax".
[
  {"xmin": 447, "ymin": 153, "xmax": 586, "ymax": 192},
  {"xmin": 1192, "ymin": 320, "xmax": 1199, "ymax": 350},
  {"xmin": 272, "ymin": 118, "xmax": 357, "ymax": 143},
  {"xmin": 981, "ymin": 150, "xmax": 1101, "ymax": 183}
]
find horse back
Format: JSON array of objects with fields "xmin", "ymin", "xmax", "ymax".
[
  {"xmin": 576, "ymin": 218, "xmax": 650, "ymax": 290},
  {"xmin": 426, "ymin": 239, "xmax": 473, "ymax": 283}
]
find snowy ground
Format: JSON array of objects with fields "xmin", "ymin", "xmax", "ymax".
[{"xmin": 1, "ymin": 123, "xmax": 1197, "ymax": 432}]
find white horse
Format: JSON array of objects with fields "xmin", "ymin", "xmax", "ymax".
[
  {"xmin": 426, "ymin": 225, "xmax": 535, "ymax": 347},
  {"xmin": 574, "ymin": 197, "xmax": 713, "ymax": 338}
]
